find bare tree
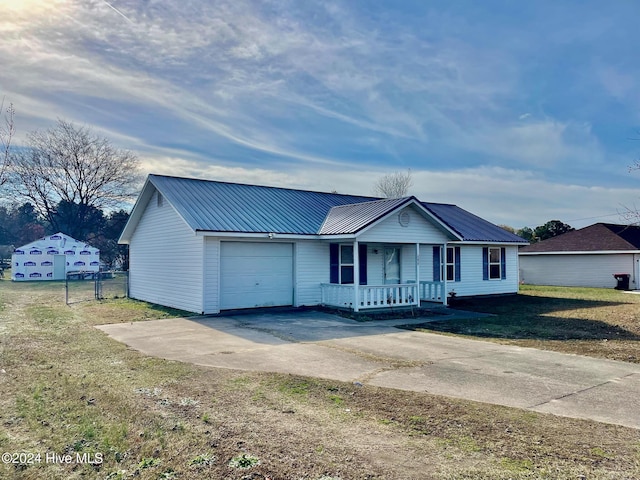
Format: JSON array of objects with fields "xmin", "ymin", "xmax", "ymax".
[
  {"xmin": 620, "ymin": 202, "xmax": 640, "ymax": 225},
  {"xmin": 618, "ymin": 160, "xmax": 640, "ymax": 224},
  {"xmin": 498, "ymin": 224, "xmax": 516, "ymax": 234},
  {"xmin": 372, "ymin": 169, "xmax": 413, "ymax": 198},
  {"xmin": 8, "ymin": 119, "xmax": 141, "ymax": 235},
  {"xmin": 0, "ymin": 98, "xmax": 15, "ymax": 187}
]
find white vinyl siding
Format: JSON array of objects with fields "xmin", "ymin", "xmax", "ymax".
[
  {"xmin": 420, "ymin": 245, "xmax": 520, "ymax": 297},
  {"xmin": 358, "ymin": 205, "xmax": 451, "ymax": 244},
  {"xmin": 295, "ymin": 241, "xmax": 329, "ymax": 306},
  {"xmin": 203, "ymin": 237, "xmax": 220, "ymax": 314},
  {"xmin": 458, "ymin": 245, "xmax": 519, "ymax": 296},
  {"xmin": 519, "ymin": 253, "xmax": 637, "ymax": 288},
  {"xmin": 129, "ymin": 190, "xmax": 204, "ymax": 313}
]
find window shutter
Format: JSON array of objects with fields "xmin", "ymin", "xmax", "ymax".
[
  {"xmin": 432, "ymin": 246, "xmax": 441, "ymax": 282},
  {"xmin": 454, "ymin": 246, "xmax": 461, "ymax": 282},
  {"xmin": 482, "ymin": 247, "xmax": 489, "ymax": 281},
  {"xmin": 358, "ymin": 243, "xmax": 367, "ymax": 285},
  {"xmin": 329, "ymin": 243, "xmax": 339, "ymax": 284},
  {"xmin": 501, "ymin": 247, "xmax": 507, "ymax": 280}
]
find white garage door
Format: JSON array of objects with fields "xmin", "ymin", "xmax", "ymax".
[{"xmin": 220, "ymin": 242, "xmax": 293, "ymax": 310}]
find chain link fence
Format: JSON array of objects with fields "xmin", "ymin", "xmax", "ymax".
[{"xmin": 65, "ymin": 271, "xmax": 128, "ymax": 305}]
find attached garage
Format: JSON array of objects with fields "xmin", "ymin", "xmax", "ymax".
[
  {"xmin": 121, "ymin": 175, "xmax": 527, "ymax": 314},
  {"xmin": 219, "ymin": 242, "xmax": 294, "ymax": 310}
]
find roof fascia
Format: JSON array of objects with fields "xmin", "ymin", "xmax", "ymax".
[
  {"xmin": 196, "ymin": 231, "xmax": 361, "ymax": 241},
  {"xmin": 119, "ymin": 176, "xmax": 197, "ymax": 244},
  {"xmin": 317, "ymin": 234, "xmax": 357, "ymax": 240},
  {"xmin": 196, "ymin": 231, "xmax": 320, "ymax": 240},
  {"xmin": 356, "ymin": 198, "xmax": 463, "ymax": 240},
  {"xmin": 118, "ymin": 177, "xmax": 155, "ymax": 244},
  {"xmin": 519, "ymin": 250, "xmax": 640, "ymax": 255},
  {"xmin": 449, "ymin": 240, "xmax": 530, "ymax": 246}
]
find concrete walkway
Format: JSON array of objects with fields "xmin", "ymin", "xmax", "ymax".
[{"xmin": 97, "ymin": 310, "xmax": 640, "ymax": 429}]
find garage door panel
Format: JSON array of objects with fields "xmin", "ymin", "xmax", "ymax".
[{"xmin": 220, "ymin": 242, "xmax": 293, "ymax": 310}]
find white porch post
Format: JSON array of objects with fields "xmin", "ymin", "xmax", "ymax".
[
  {"xmin": 353, "ymin": 239, "xmax": 360, "ymax": 312},
  {"xmin": 442, "ymin": 243, "xmax": 448, "ymax": 306},
  {"xmin": 415, "ymin": 243, "xmax": 420, "ymax": 305}
]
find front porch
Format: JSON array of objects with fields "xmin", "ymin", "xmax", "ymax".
[
  {"xmin": 318, "ymin": 199, "xmax": 460, "ymax": 313},
  {"xmin": 320, "ymin": 281, "xmax": 445, "ymax": 311}
]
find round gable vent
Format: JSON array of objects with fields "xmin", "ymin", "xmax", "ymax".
[{"xmin": 398, "ymin": 211, "xmax": 411, "ymax": 227}]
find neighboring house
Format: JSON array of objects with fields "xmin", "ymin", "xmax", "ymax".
[
  {"xmin": 519, "ymin": 223, "xmax": 640, "ymax": 289},
  {"xmin": 119, "ymin": 174, "xmax": 527, "ymax": 314},
  {"xmin": 11, "ymin": 232, "xmax": 100, "ymax": 281}
]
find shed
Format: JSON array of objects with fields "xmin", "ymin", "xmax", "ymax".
[
  {"xmin": 519, "ymin": 223, "xmax": 640, "ymax": 289},
  {"xmin": 11, "ymin": 232, "xmax": 100, "ymax": 281}
]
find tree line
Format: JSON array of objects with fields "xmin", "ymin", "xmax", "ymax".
[
  {"xmin": 500, "ymin": 219, "xmax": 574, "ymax": 243},
  {"xmin": 0, "ymin": 104, "xmax": 140, "ymax": 269}
]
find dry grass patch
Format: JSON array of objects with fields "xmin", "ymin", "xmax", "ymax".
[{"xmin": 0, "ymin": 280, "xmax": 639, "ymax": 479}]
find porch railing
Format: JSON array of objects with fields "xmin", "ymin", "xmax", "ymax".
[
  {"xmin": 321, "ymin": 283, "xmax": 419, "ymax": 310},
  {"xmin": 419, "ymin": 280, "xmax": 445, "ymax": 302}
]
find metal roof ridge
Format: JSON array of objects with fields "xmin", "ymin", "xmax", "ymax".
[
  {"xmin": 325, "ymin": 195, "xmax": 412, "ymax": 210},
  {"xmin": 149, "ymin": 173, "xmax": 379, "ymax": 201}
]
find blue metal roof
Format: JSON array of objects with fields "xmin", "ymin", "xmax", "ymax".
[
  {"xmin": 149, "ymin": 174, "xmax": 373, "ymax": 235},
  {"xmin": 121, "ymin": 174, "xmax": 526, "ymax": 244},
  {"xmin": 423, "ymin": 202, "xmax": 525, "ymax": 243}
]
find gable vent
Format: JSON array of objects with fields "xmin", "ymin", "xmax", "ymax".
[{"xmin": 399, "ymin": 211, "xmax": 410, "ymax": 227}]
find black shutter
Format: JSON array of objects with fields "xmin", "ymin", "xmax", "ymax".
[
  {"xmin": 432, "ymin": 246, "xmax": 441, "ymax": 282},
  {"xmin": 501, "ymin": 247, "xmax": 507, "ymax": 279},
  {"xmin": 454, "ymin": 246, "xmax": 461, "ymax": 282},
  {"xmin": 482, "ymin": 247, "xmax": 489, "ymax": 281},
  {"xmin": 329, "ymin": 243, "xmax": 339, "ymax": 284},
  {"xmin": 358, "ymin": 243, "xmax": 367, "ymax": 285}
]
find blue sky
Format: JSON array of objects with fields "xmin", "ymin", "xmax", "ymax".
[{"xmin": 2, "ymin": 0, "xmax": 640, "ymax": 229}]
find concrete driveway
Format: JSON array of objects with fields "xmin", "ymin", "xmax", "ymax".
[{"xmin": 97, "ymin": 310, "xmax": 640, "ymax": 429}]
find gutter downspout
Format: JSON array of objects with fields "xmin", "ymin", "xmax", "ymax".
[
  {"xmin": 353, "ymin": 239, "xmax": 360, "ymax": 312},
  {"xmin": 442, "ymin": 242, "xmax": 448, "ymax": 307},
  {"xmin": 415, "ymin": 243, "xmax": 420, "ymax": 306}
]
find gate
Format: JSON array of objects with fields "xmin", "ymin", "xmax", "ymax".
[{"xmin": 95, "ymin": 271, "xmax": 128, "ymax": 300}]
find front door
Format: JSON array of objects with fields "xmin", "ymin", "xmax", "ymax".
[
  {"xmin": 53, "ymin": 254, "xmax": 66, "ymax": 280},
  {"xmin": 384, "ymin": 247, "xmax": 401, "ymax": 284}
]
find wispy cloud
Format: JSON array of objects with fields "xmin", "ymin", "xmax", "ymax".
[
  {"xmin": 100, "ymin": 0, "xmax": 134, "ymax": 25},
  {"xmin": 1, "ymin": 0, "xmax": 640, "ymax": 227}
]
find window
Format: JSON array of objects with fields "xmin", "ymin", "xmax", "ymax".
[
  {"xmin": 340, "ymin": 245, "xmax": 354, "ymax": 284},
  {"xmin": 433, "ymin": 246, "xmax": 460, "ymax": 282},
  {"xmin": 329, "ymin": 243, "xmax": 367, "ymax": 285},
  {"xmin": 446, "ymin": 247, "xmax": 455, "ymax": 281},
  {"xmin": 489, "ymin": 247, "xmax": 501, "ymax": 279},
  {"xmin": 483, "ymin": 247, "xmax": 506, "ymax": 280}
]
